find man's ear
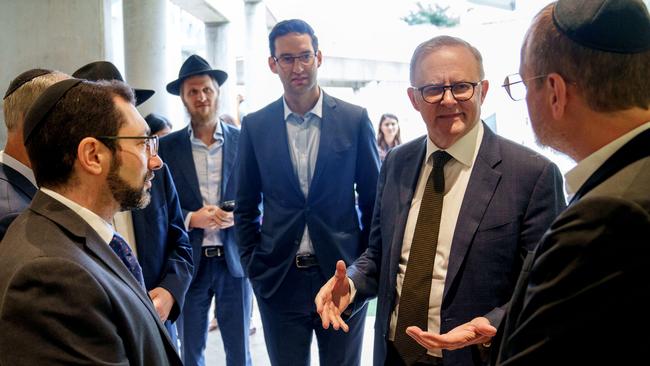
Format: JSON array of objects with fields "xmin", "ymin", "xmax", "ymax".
[
  {"xmin": 268, "ymin": 56, "xmax": 278, "ymax": 74},
  {"xmin": 407, "ymin": 87, "xmax": 420, "ymax": 111},
  {"xmin": 77, "ymin": 137, "xmax": 109, "ymax": 176},
  {"xmin": 546, "ymin": 73, "xmax": 568, "ymax": 120},
  {"xmin": 316, "ymin": 50, "xmax": 323, "ymax": 68}
]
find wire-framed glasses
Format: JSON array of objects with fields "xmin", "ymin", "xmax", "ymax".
[
  {"xmin": 97, "ymin": 135, "xmax": 159, "ymax": 157},
  {"xmin": 272, "ymin": 52, "xmax": 316, "ymax": 69},
  {"xmin": 502, "ymin": 73, "xmax": 547, "ymax": 101}
]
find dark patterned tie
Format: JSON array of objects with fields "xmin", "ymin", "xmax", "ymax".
[
  {"xmin": 394, "ymin": 150, "xmax": 452, "ymax": 365},
  {"xmin": 109, "ymin": 233, "xmax": 145, "ymax": 289}
]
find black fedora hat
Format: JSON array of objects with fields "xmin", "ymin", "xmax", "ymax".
[
  {"xmin": 72, "ymin": 61, "xmax": 155, "ymax": 106},
  {"xmin": 166, "ymin": 54, "xmax": 228, "ymax": 96}
]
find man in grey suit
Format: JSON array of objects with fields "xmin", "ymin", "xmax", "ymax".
[
  {"xmin": 316, "ymin": 36, "xmax": 565, "ymax": 366},
  {"xmin": 0, "ymin": 79, "xmax": 182, "ymax": 365},
  {"xmin": 0, "ymin": 69, "xmax": 68, "ymax": 235},
  {"xmin": 494, "ymin": 1, "xmax": 650, "ymax": 365}
]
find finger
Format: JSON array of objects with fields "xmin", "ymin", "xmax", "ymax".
[{"xmin": 335, "ymin": 260, "xmax": 347, "ymax": 279}]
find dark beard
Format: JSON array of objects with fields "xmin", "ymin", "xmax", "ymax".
[{"xmin": 107, "ymin": 155, "xmax": 151, "ymax": 211}]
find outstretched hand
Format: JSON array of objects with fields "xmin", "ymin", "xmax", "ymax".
[
  {"xmin": 315, "ymin": 260, "xmax": 352, "ymax": 332},
  {"xmin": 406, "ymin": 317, "xmax": 496, "ymax": 351}
]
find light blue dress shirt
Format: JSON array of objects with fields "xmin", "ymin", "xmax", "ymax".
[
  {"xmin": 188, "ymin": 121, "xmax": 224, "ymax": 247},
  {"xmin": 283, "ymin": 90, "xmax": 324, "ymax": 255}
]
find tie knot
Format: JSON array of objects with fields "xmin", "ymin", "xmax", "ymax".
[{"xmin": 432, "ymin": 150, "xmax": 452, "ymax": 168}]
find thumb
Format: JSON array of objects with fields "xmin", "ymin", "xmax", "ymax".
[{"xmin": 335, "ymin": 260, "xmax": 347, "ymax": 280}]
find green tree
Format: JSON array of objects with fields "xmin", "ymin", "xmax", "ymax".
[{"xmin": 402, "ymin": 2, "xmax": 460, "ymax": 27}]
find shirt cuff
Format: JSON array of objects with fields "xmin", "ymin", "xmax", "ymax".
[{"xmin": 348, "ymin": 277, "xmax": 357, "ymax": 302}]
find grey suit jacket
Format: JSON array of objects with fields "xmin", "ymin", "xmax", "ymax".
[
  {"xmin": 349, "ymin": 125, "xmax": 566, "ymax": 366},
  {"xmin": 496, "ymin": 129, "xmax": 650, "ymax": 366},
  {"xmin": 0, "ymin": 162, "xmax": 36, "ymax": 215},
  {"xmin": 0, "ymin": 191, "xmax": 182, "ymax": 366}
]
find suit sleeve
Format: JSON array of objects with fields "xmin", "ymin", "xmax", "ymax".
[
  {"xmin": 348, "ymin": 146, "xmax": 389, "ymax": 302},
  {"xmin": 156, "ymin": 164, "xmax": 194, "ymax": 321},
  {"xmin": 497, "ymin": 197, "xmax": 649, "ymax": 366},
  {"xmin": 234, "ymin": 117, "xmax": 263, "ymax": 276},
  {"xmin": 485, "ymin": 161, "xmax": 566, "ymax": 328},
  {"xmin": 354, "ymin": 109, "xmax": 380, "ymax": 250},
  {"xmin": 0, "ymin": 258, "xmax": 129, "ymax": 365}
]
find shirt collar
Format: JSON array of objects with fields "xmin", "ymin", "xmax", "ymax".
[
  {"xmin": 40, "ymin": 187, "xmax": 114, "ymax": 245},
  {"xmin": 565, "ymin": 121, "xmax": 650, "ymax": 198},
  {"xmin": 425, "ymin": 120, "xmax": 483, "ymax": 167},
  {"xmin": 187, "ymin": 120, "xmax": 223, "ymax": 142},
  {"xmin": 283, "ymin": 88, "xmax": 323, "ymax": 120},
  {"xmin": 0, "ymin": 151, "xmax": 37, "ymax": 186}
]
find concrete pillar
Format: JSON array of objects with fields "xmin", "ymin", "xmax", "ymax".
[
  {"xmin": 123, "ymin": 0, "xmax": 176, "ymax": 120},
  {"xmin": 206, "ymin": 22, "xmax": 237, "ymax": 119},
  {"xmin": 244, "ymin": 0, "xmax": 278, "ymax": 111},
  {"xmin": 0, "ymin": 0, "xmax": 113, "ymax": 146}
]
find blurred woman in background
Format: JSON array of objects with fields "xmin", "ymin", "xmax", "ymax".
[{"xmin": 376, "ymin": 113, "xmax": 401, "ymax": 162}]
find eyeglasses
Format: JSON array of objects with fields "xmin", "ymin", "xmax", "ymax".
[
  {"xmin": 412, "ymin": 81, "xmax": 481, "ymax": 104},
  {"xmin": 272, "ymin": 52, "xmax": 316, "ymax": 69},
  {"xmin": 502, "ymin": 73, "xmax": 547, "ymax": 101},
  {"xmin": 97, "ymin": 135, "xmax": 159, "ymax": 157}
]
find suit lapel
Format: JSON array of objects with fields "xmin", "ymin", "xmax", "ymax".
[
  {"xmin": 269, "ymin": 97, "xmax": 305, "ymax": 199},
  {"xmin": 443, "ymin": 126, "xmax": 502, "ymax": 300},
  {"xmin": 30, "ymin": 192, "xmax": 174, "ymax": 345},
  {"xmin": 174, "ymin": 126, "xmax": 203, "ymax": 205},
  {"xmin": 221, "ymin": 122, "xmax": 237, "ymax": 193},
  {"xmin": 389, "ymin": 138, "xmax": 428, "ymax": 281},
  {"xmin": 310, "ymin": 93, "xmax": 337, "ymax": 190},
  {"xmin": 1, "ymin": 163, "xmax": 37, "ymax": 198}
]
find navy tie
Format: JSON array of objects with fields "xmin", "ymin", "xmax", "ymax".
[{"xmin": 109, "ymin": 233, "xmax": 145, "ymax": 289}]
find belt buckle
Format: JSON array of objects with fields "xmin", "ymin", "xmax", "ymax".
[
  {"xmin": 204, "ymin": 247, "xmax": 222, "ymax": 258},
  {"xmin": 295, "ymin": 254, "xmax": 315, "ymax": 268}
]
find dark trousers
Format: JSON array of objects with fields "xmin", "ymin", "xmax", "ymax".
[
  {"xmin": 256, "ymin": 263, "xmax": 367, "ymax": 366},
  {"xmin": 180, "ymin": 254, "xmax": 253, "ymax": 366}
]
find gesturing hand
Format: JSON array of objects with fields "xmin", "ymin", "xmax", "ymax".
[
  {"xmin": 315, "ymin": 260, "xmax": 352, "ymax": 332},
  {"xmin": 405, "ymin": 317, "xmax": 496, "ymax": 351}
]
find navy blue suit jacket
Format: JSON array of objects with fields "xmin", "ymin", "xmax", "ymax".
[
  {"xmin": 348, "ymin": 125, "xmax": 566, "ymax": 366},
  {"xmin": 159, "ymin": 122, "xmax": 244, "ymax": 278},
  {"xmin": 235, "ymin": 93, "xmax": 380, "ymax": 299},
  {"xmin": 132, "ymin": 163, "xmax": 193, "ymax": 321}
]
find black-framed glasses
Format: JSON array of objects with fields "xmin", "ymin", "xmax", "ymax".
[
  {"xmin": 97, "ymin": 135, "xmax": 159, "ymax": 157},
  {"xmin": 412, "ymin": 81, "xmax": 481, "ymax": 104},
  {"xmin": 502, "ymin": 73, "xmax": 547, "ymax": 101},
  {"xmin": 272, "ymin": 52, "xmax": 316, "ymax": 69}
]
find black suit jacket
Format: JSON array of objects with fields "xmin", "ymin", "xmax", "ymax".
[
  {"xmin": 0, "ymin": 192, "xmax": 182, "ymax": 365},
  {"xmin": 349, "ymin": 125, "xmax": 566, "ymax": 365},
  {"xmin": 496, "ymin": 129, "xmax": 650, "ymax": 366}
]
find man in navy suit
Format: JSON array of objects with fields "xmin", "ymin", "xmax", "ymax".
[
  {"xmin": 159, "ymin": 54, "xmax": 252, "ymax": 366},
  {"xmin": 316, "ymin": 36, "xmax": 565, "ymax": 366},
  {"xmin": 235, "ymin": 19, "xmax": 380, "ymax": 366},
  {"xmin": 72, "ymin": 61, "xmax": 194, "ymax": 350},
  {"xmin": 1, "ymin": 69, "xmax": 69, "ymax": 237}
]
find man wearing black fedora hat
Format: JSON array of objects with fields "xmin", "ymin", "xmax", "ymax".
[
  {"xmin": 159, "ymin": 54, "xmax": 252, "ymax": 366},
  {"xmin": 73, "ymin": 61, "xmax": 194, "ymax": 353},
  {"xmin": 1, "ymin": 69, "xmax": 69, "ymax": 238}
]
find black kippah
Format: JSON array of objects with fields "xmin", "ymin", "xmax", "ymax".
[
  {"xmin": 23, "ymin": 78, "xmax": 84, "ymax": 145},
  {"xmin": 553, "ymin": 0, "xmax": 650, "ymax": 53},
  {"xmin": 3, "ymin": 69, "xmax": 52, "ymax": 100}
]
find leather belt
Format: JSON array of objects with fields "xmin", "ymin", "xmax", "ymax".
[
  {"xmin": 295, "ymin": 254, "xmax": 318, "ymax": 268},
  {"xmin": 203, "ymin": 246, "xmax": 225, "ymax": 258}
]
